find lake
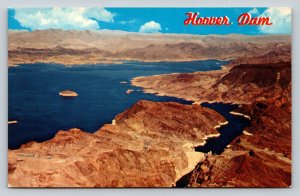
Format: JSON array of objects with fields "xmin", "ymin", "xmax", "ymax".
[
  {"xmin": 195, "ymin": 102, "xmax": 251, "ymax": 154},
  {"xmin": 8, "ymin": 60, "xmax": 229, "ymax": 149},
  {"xmin": 176, "ymin": 102, "xmax": 250, "ymax": 188}
]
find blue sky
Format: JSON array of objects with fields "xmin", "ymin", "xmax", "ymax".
[{"xmin": 8, "ymin": 8, "xmax": 291, "ymax": 35}]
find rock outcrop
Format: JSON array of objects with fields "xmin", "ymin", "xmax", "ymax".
[
  {"xmin": 132, "ymin": 49, "xmax": 291, "ymax": 104},
  {"xmin": 8, "ymin": 100, "xmax": 225, "ymax": 187},
  {"xmin": 188, "ymin": 101, "xmax": 291, "ymax": 187},
  {"xmin": 132, "ymin": 51, "xmax": 292, "ymax": 187}
]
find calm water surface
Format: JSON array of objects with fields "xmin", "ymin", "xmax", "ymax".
[
  {"xmin": 9, "ymin": 60, "xmax": 229, "ymax": 149},
  {"xmin": 176, "ymin": 102, "xmax": 250, "ymax": 188},
  {"xmin": 195, "ymin": 102, "xmax": 250, "ymax": 154}
]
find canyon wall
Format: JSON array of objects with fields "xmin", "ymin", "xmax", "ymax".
[
  {"xmin": 8, "ymin": 101, "xmax": 225, "ymax": 187},
  {"xmin": 132, "ymin": 51, "xmax": 291, "ymax": 187}
]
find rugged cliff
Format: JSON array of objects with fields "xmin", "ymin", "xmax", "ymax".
[
  {"xmin": 188, "ymin": 101, "xmax": 291, "ymax": 187},
  {"xmin": 132, "ymin": 50, "xmax": 291, "ymax": 104},
  {"xmin": 132, "ymin": 51, "xmax": 291, "ymax": 187},
  {"xmin": 8, "ymin": 101, "xmax": 225, "ymax": 187}
]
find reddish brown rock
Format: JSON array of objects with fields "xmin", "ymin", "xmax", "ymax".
[
  {"xmin": 8, "ymin": 100, "xmax": 225, "ymax": 187},
  {"xmin": 59, "ymin": 90, "xmax": 78, "ymax": 97},
  {"xmin": 132, "ymin": 52, "xmax": 291, "ymax": 188},
  {"xmin": 189, "ymin": 149, "xmax": 291, "ymax": 187}
]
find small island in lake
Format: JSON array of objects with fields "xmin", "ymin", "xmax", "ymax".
[
  {"xmin": 8, "ymin": 120, "xmax": 18, "ymax": 125},
  {"xmin": 59, "ymin": 90, "xmax": 78, "ymax": 97},
  {"xmin": 126, "ymin": 89, "xmax": 134, "ymax": 94}
]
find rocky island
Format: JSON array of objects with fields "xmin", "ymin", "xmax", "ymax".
[
  {"xmin": 59, "ymin": 90, "xmax": 78, "ymax": 97},
  {"xmin": 126, "ymin": 89, "xmax": 134, "ymax": 94},
  {"xmin": 8, "ymin": 120, "xmax": 18, "ymax": 125}
]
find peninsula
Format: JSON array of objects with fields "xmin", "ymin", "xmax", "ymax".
[{"xmin": 8, "ymin": 101, "xmax": 226, "ymax": 187}]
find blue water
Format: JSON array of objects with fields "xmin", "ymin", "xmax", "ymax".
[
  {"xmin": 8, "ymin": 60, "xmax": 229, "ymax": 149},
  {"xmin": 195, "ymin": 102, "xmax": 251, "ymax": 154},
  {"xmin": 176, "ymin": 102, "xmax": 250, "ymax": 187}
]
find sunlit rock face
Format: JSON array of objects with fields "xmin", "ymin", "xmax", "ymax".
[
  {"xmin": 8, "ymin": 100, "xmax": 225, "ymax": 187},
  {"xmin": 132, "ymin": 51, "xmax": 291, "ymax": 187}
]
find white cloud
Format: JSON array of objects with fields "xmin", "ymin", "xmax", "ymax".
[
  {"xmin": 249, "ymin": 8, "xmax": 259, "ymax": 15},
  {"xmin": 84, "ymin": 8, "xmax": 114, "ymax": 23},
  {"xmin": 139, "ymin": 21, "xmax": 162, "ymax": 33},
  {"xmin": 259, "ymin": 7, "xmax": 291, "ymax": 34},
  {"xmin": 14, "ymin": 8, "xmax": 115, "ymax": 30}
]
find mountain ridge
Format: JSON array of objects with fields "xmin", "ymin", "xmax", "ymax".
[{"xmin": 8, "ymin": 29, "xmax": 291, "ymax": 66}]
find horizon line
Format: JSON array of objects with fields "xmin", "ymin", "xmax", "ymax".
[{"xmin": 7, "ymin": 28, "xmax": 291, "ymax": 36}]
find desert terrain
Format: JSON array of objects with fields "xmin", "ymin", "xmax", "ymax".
[
  {"xmin": 132, "ymin": 49, "xmax": 291, "ymax": 187},
  {"xmin": 8, "ymin": 30, "xmax": 291, "ymax": 187},
  {"xmin": 9, "ymin": 101, "xmax": 226, "ymax": 187},
  {"xmin": 8, "ymin": 29, "xmax": 290, "ymax": 65}
]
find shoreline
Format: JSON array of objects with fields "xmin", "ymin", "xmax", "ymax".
[
  {"xmin": 8, "ymin": 49, "xmax": 291, "ymax": 187},
  {"xmin": 8, "ymin": 100, "xmax": 226, "ymax": 187},
  {"xmin": 8, "ymin": 59, "xmax": 230, "ymax": 150},
  {"xmin": 8, "ymin": 58, "xmax": 232, "ymax": 67},
  {"xmin": 8, "ymin": 58, "xmax": 246, "ymax": 150}
]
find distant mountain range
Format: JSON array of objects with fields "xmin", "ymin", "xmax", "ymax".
[{"xmin": 8, "ymin": 29, "xmax": 291, "ymax": 66}]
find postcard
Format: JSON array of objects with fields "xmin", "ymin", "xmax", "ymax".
[{"xmin": 8, "ymin": 7, "xmax": 291, "ymax": 188}]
